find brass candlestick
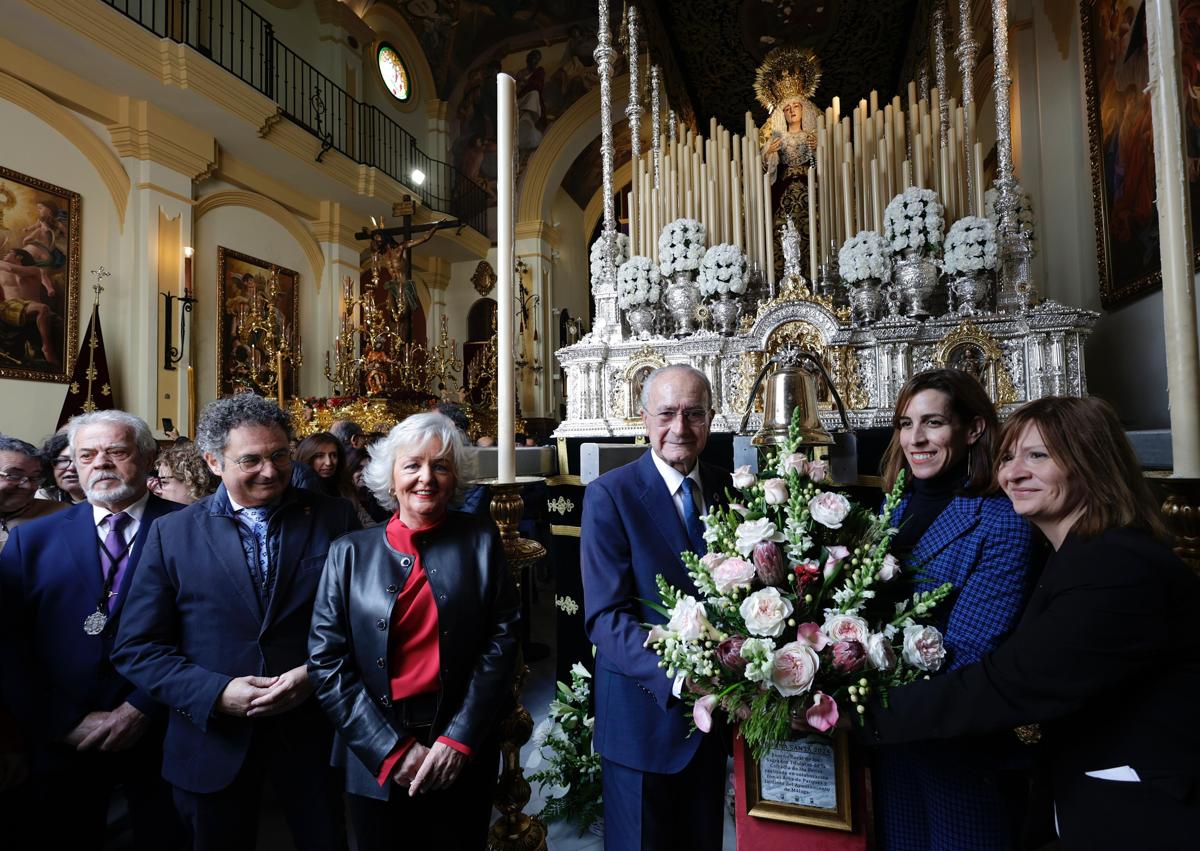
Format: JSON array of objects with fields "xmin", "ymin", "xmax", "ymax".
[
  {"xmin": 229, "ymin": 265, "xmax": 301, "ymax": 397},
  {"xmin": 485, "ymin": 477, "xmax": 548, "ymax": 851},
  {"xmin": 1148, "ymin": 474, "xmax": 1200, "ymax": 575}
]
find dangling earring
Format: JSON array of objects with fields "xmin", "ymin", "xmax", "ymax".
[{"xmin": 966, "ymin": 451, "xmax": 972, "ymax": 480}]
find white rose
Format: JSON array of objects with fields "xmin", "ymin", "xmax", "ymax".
[
  {"xmin": 806, "ymin": 459, "xmax": 829, "ymax": 482},
  {"xmin": 731, "ymin": 465, "xmax": 756, "ymax": 490},
  {"xmin": 699, "ymin": 552, "xmax": 728, "ymax": 572},
  {"xmin": 739, "ymin": 587, "xmax": 794, "ymax": 638},
  {"xmin": 771, "ymin": 641, "xmax": 820, "ymax": 697},
  {"xmin": 734, "ymin": 517, "xmax": 784, "ymax": 556},
  {"xmin": 780, "ymin": 453, "xmax": 808, "ymax": 477},
  {"xmin": 822, "ymin": 613, "xmax": 870, "ymax": 644},
  {"xmin": 712, "ymin": 556, "xmax": 757, "ymax": 595},
  {"xmin": 865, "ymin": 633, "xmax": 897, "ymax": 671},
  {"xmin": 762, "ymin": 478, "xmax": 789, "ymax": 505},
  {"xmin": 878, "ymin": 553, "xmax": 902, "ymax": 581},
  {"xmin": 668, "ymin": 596, "xmax": 718, "ymax": 642},
  {"xmin": 902, "ymin": 624, "xmax": 947, "ymax": 672},
  {"xmin": 808, "ymin": 492, "xmax": 852, "ymax": 529}
]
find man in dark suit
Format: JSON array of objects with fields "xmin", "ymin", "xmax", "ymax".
[
  {"xmin": 113, "ymin": 394, "xmax": 358, "ymax": 851},
  {"xmin": 0, "ymin": 410, "xmax": 184, "ymax": 849},
  {"xmin": 581, "ymin": 364, "xmax": 732, "ymax": 851}
]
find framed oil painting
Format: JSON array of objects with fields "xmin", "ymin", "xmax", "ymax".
[
  {"xmin": 0, "ymin": 166, "xmax": 80, "ymax": 382},
  {"xmin": 1081, "ymin": 0, "xmax": 1200, "ymax": 309},
  {"xmin": 216, "ymin": 247, "xmax": 300, "ymax": 397}
]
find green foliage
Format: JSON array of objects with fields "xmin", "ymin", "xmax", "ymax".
[{"xmin": 527, "ymin": 665, "xmax": 603, "ymax": 835}]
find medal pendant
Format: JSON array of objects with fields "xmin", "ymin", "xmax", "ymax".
[{"xmin": 82, "ymin": 609, "xmax": 108, "ymax": 636}]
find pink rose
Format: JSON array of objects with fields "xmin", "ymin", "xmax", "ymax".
[
  {"xmin": 739, "ymin": 587, "xmax": 794, "ymax": 638},
  {"xmin": 878, "ymin": 553, "xmax": 901, "ymax": 581},
  {"xmin": 770, "ymin": 641, "xmax": 820, "ymax": 697},
  {"xmin": 693, "ymin": 694, "xmax": 719, "ymax": 733},
  {"xmin": 762, "ymin": 478, "xmax": 789, "ymax": 505},
  {"xmin": 807, "ymin": 459, "xmax": 829, "ymax": 482},
  {"xmin": 700, "ymin": 552, "xmax": 728, "ymax": 572},
  {"xmin": 823, "ymin": 545, "xmax": 850, "ymax": 579},
  {"xmin": 716, "ymin": 635, "xmax": 749, "ymax": 673},
  {"xmin": 805, "ymin": 692, "xmax": 840, "ymax": 732},
  {"xmin": 865, "ymin": 633, "xmax": 897, "ymax": 670},
  {"xmin": 668, "ymin": 596, "xmax": 718, "ymax": 642},
  {"xmin": 902, "ymin": 625, "xmax": 946, "ymax": 672},
  {"xmin": 809, "ymin": 491, "xmax": 851, "ymax": 528},
  {"xmin": 822, "ymin": 613, "xmax": 870, "ymax": 644},
  {"xmin": 712, "ymin": 556, "xmax": 756, "ymax": 595},
  {"xmin": 795, "ymin": 622, "xmax": 829, "ymax": 651},
  {"xmin": 780, "ymin": 453, "xmax": 809, "ymax": 477},
  {"xmin": 830, "ymin": 640, "xmax": 866, "ymax": 673},
  {"xmin": 753, "ymin": 541, "xmax": 786, "ymax": 587}
]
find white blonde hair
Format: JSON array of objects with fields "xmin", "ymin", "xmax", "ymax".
[{"xmin": 362, "ymin": 411, "xmax": 470, "ymax": 511}]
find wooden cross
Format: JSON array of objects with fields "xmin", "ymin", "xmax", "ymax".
[{"xmin": 354, "ymin": 195, "xmax": 462, "ymax": 289}]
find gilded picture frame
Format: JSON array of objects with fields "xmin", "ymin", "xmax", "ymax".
[
  {"xmin": 0, "ymin": 166, "xmax": 80, "ymax": 383},
  {"xmin": 215, "ymin": 247, "xmax": 300, "ymax": 397},
  {"xmin": 742, "ymin": 732, "xmax": 853, "ymax": 830},
  {"xmin": 1081, "ymin": 0, "xmax": 1200, "ymax": 309}
]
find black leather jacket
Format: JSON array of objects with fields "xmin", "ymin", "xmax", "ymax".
[{"xmin": 307, "ymin": 511, "xmax": 519, "ymax": 798}]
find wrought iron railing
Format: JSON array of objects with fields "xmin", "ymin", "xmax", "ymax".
[{"xmin": 100, "ymin": 0, "xmax": 489, "ymax": 235}]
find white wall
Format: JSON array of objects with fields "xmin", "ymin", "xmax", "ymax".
[
  {"xmin": 551, "ymin": 189, "xmax": 590, "ymax": 329},
  {"xmin": 0, "ymin": 100, "xmax": 127, "ymax": 444}
]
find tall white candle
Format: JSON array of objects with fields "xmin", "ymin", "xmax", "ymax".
[
  {"xmin": 807, "ymin": 166, "xmax": 818, "ymax": 281},
  {"xmin": 732, "ymin": 159, "xmax": 744, "ymax": 251},
  {"xmin": 762, "ymin": 171, "xmax": 775, "ymax": 288},
  {"xmin": 496, "ymin": 72, "xmax": 516, "ymax": 483}
]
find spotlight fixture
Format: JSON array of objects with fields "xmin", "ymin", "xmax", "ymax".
[{"xmin": 410, "ymin": 168, "xmax": 426, "ymax": 186}]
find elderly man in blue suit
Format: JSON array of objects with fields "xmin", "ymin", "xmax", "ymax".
[
  {"xmin": 581, "ymin": 364, "xmax": 732, "ymax": 851},
  {"xmin": 0, "ymin": 410, "xmax": 184, "ymax": 849},
  {"xmin": 113, "ymin": 395, "xmax": 357, "ymax": 851}
]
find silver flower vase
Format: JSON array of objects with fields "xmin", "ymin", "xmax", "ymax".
[
  {"xmin": 709, "ymin": 292, "xmax": 742, "ymax": 336},
  {"xmin": 662, "ymin": 271, "xmax": 700, "ymax": 337},
  {"xmin": 949, "ymin": 271, "xmax": 991, "ymax": 316},
  {"xmin": 624, "ymin": 304, "xmax": 657, "ymax": 338},
  {"xmin": 893, "ymin": 247, "xmax": 940, "ymax": 318},
  {"xmin": 849, "ymin": 278, "xmax": 883, "ymax": 326}
]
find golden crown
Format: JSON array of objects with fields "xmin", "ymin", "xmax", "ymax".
[{"xmin": 754, "ymin": 46, "xmax": 823, "ymax": 111}]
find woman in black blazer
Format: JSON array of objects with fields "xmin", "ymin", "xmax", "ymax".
[{"xmin": 864, "ymin": 396, "xmax": 1200, "ymax": 849}]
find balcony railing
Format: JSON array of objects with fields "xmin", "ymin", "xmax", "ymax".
[{"xmin": 100, "ymin": 0, "xmax": 489, "ymax": 235}]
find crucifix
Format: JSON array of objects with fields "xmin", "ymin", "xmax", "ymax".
[{"xmin": 355, "ymin": 196, "xmax": 461, "ymax": 338}]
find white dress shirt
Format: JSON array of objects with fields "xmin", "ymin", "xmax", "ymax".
[
  {"xmin": 91, "ymin": 490, "xmax": 150, "ymax": 548},
  {"xmin": 650, "ymin": 450, "xmax": 706, "ymax": 527}
]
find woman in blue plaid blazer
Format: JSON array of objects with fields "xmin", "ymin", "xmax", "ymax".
[{"xmin": 873, "ymin": 369, "xmax": 1036, "ymax": 851}]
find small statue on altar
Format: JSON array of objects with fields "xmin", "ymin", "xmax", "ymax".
[{"xmin": 755, "ymin": 46, "xmax": 822, "ymax": 279}]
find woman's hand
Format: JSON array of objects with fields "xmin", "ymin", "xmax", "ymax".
[
  {"xmin": 391, "ymin": 741, "xmax": 429, "ymax": 787},
  {"xmin": 765, "ymin": 136, "xmax": 782, "ymax": 156},
  {"xmin": 408, "ymin": 741, "xmax": 467, "ymax": 796}
]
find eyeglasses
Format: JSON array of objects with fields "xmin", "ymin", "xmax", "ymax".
[
  {"xmin": 75, "ymin": 446, "xmax": 134, "ymax": 464},
  {"xmin": 0, "ymin": 470, "xmax": 41, "ymax": 487},
  {"xmin": 225, "ymin": 448, "xmax": 293, "ymax": 473},
  {"xmin": 52, "ymin": 456, "xmax": 75, "ymax": 469},
  {"xmin": 651, "ymin": 408, "xmax": 709, "ymax": 426}
]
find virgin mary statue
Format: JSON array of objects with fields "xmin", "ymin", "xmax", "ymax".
[{"xmin": 756, "ymin": 46, "xmax": 822, "ymax": 279}]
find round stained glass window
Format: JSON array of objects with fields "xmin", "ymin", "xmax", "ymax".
[{"xmin": 377, "ymin": 43, "xmax": 411, "ymax": 102}]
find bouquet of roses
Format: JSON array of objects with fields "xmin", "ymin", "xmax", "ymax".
[
  {"xmin": 617, "ymin": 256, "xmax": 662, "ymax": 309},
  {"xmin": 884, "ymin": 186, "xmax": 945, "ymax": 254},
  {"xmin": 837, "ymin": 230, "xmax": 893, "ymax": 284},
  {"xmin": 589, "ymin": 232, "xmax": 630, "ymax": 288},
  {"xmin": 941, "ymin": 216, "xmax": 998, "ymax": 276},
  {"xmin": 644, "ymin": 410, "xmax": 953, "ymax": 759},
  {"xmin": 697, "ymin": 243, "xmax": 750, "ymax": 297},
  {"xmin": 657, "ymin": 218, "xmax": 707, "ymax": 276}
]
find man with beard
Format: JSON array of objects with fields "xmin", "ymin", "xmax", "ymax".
[{"xmin": 0, "ymin": 410, "xmax": 183, "ymax": 849}]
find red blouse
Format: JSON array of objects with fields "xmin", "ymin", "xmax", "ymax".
[{"xmin": 375, "ymin": 515, "xmax": 471, "ymax": 785}]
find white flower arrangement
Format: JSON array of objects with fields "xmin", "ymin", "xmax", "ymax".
[
  {"xmin": 643, "ymin": 409, "xmax": 954, "ymax": 760},
  {"xmin": 883, "ymin": 187, "xmax": 945, "ymax": 254},
  {"xmin": 984, "ymin": 184, "xmax": 1038, "ymax": 253},
  {"xmin": 589, "ymin": 232, "xmax": 630, "ymax": 288},
  {"xmin": 838, "ymin": 230, "xmax": 893, "ymax": 283},
  {"xmin": 657, "ymin": 218, "xmax": 707, "ymax": 276},
  {"xmin": 617, "ymin": 256, "xmax": 662, "ymax": 309},
  {"xmin": 942, "ymin": 216, "xmax": 998, "ymax": 276},
  {"xmin": 697, "ymin": 243, "xmax": 749, "ymax": 297}
]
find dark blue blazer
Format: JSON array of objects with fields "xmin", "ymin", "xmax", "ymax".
[
  {"xmin": 893, "ymin": 491, "xmax": 1034, "ymax": 670},
  {"xmin": 112, "ymin": 484, "xmax": 357, "ymax": 794},
  {"xmin": 581, "ymin": 450, "xmax": 731, "ymax": 774},
  {"xmin": 0, "ymin": 494, "xmax": 182, "ymax": 767}
]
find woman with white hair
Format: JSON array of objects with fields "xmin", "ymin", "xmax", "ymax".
[{"xmin": 307, "ymin": 411, "xmax": 519, "ymax": 849}]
